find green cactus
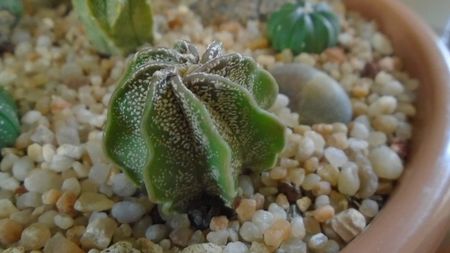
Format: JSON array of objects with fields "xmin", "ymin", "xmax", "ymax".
[
  {"xmin": 104, "ymin": 41, "xmax": 285, "ymax": 213},
  {"xmin": 0, "ymin": 87, "xmax": 20, "ymax": 150},
  {"xmin": 72, "ymin": 0, "xmax": 154, "ymax": 56},
  {"xmin": 267, "ymin": 1, "xmax": 340, "ymax": 55}
]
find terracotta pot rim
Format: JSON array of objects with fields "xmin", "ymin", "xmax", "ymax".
[{"xmin": 342, "ymin": 0, "xmax": 450, "ymax": 252}]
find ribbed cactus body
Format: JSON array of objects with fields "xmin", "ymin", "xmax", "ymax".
[
  {"xmin": 72, "ymin": 0, "xmax": 154, "ymax": 56},
  {"xmin": 104, "ymin": 41, "xmax": 285, "ymax": 212},
  {"xmin": 0, "ymin": 88, "xmax": 20, "ymax": 150}
]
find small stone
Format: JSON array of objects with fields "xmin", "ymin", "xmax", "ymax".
[
  {"xmin": 111, "ymin": 201, "xmax": 146, "ymax": 224},
  {"xmin": 0, "ymin": 219, "xmax": 23, "ymax": 245},
  {"xmin": 49, "ymin": 155, "xmax": 74, "ymax": 172},
  {"xmin": 27, "ymin": 144, "xmax": 44, "ymax": 162},
  {"xmin": 56, "ymin": 144, "xmax": 84, "ymax": 160},
  {"xmin": 145, "ymin": 224, "xmax": 170, "ymax": 243},
  {"xmin": 181, "ymin": 243, "xmax": 223, "ymax": 253},
  {"xmin": 0, "ymin": 173, "xmax": 20, "ymax": 191},
  {"xmin": 324, "ymin": 147, "xmax": 348, "ymax": 168},
  {"xmin": 210, "ymin": 216, "xmax": 229, "ymax": 231},
  {"xmin": 2, "ymin": 247, "xmax": 25, "ymax": 253},
  {"xmin": 16, "ymin": 192, "xmax": 42, "ymax": 209},
  {"xmin": 12, "ymin": 157, "xmax": 33, "ymax": 181},
  {"xmin": 168, "ymin": 213, "xmax": 191, "ymax": 229},
  {"xmin": 170, "ymin": 227, "xmax": 194, "ymax": 247},
  {"xmin": 38, "ymin": 210, "xmax": 58, "ymax": 228},
  {"xmin": 54, "ymin": 214, "xmax": 74, "ymax": 229},
  {"xmin": 80, "ymin": 214, "xmax": 117, "ymax": 249},
  {"xmin": 238, "ymin": 175, "xmax": 254, "ymax": 197},
  {"xmin": 133, "ymin": 238, "xmax": 163, "ymax": 253},
  {"xmin": 296, "ymin": 197, "xmax": 312, "ymax": 212},
  {"xmin": 111, "ymin": 173, "xmax": 137, "ymax": 197},
  {"xmin": 278, "ymin": 182, "xmax": 302, "ymax": 203},
  {"xmin": 359, "ymin": 199, "xmax": 379, "ymax": 218},
  {"xmin": 75, "ymin": 192, "xmax": 114, "ymax": 212},
  {"xmin": 252, "ymin": 210, "xmax": 274, "ymax": 232},
  {"xmin": 9, "ymin": 209, "xmax": 34, "ymax": 226},
  {"xmin": 331, "ymin": 208, "xmax": 366, "ymax": 242},
  {"xmin": 89, "ymin": 163, "xmax": 112, "ymax": 185},
  {"xmin": 249, "ymin": 242, "xmax": 270, "ymax": 253},
  {"xmin": 24, "ymin": 170, "xmax": 62, "ymax": 193},
  {"xmin": 100, "ymin": 241, "xmax": 139, "ymax": 253},
  {"xmin": 133, "ymin": 216, "xmax": 152, "ymax": 238},
  {"xmin": 0, "ymin": 199, "xmax": 18, "ymax": 218},
  {"xmin": 263, "ymin": 219, "xmax": 291, "ymax": 248},
  {"xmin": 207, "ymin": 229, "xmax": 229, "ymax": 245},
  {"xmin": 313, "ymin": 205, "xmax": 335, "ymax": 223},
  {"xmin": 65, "ymin": 225, "xmax": 86, "ymax": 245},
  {"xmin": 43, "ymin": 233, "xmax": 84, "ymax": 253},
  {"xmin": 224, "ymin": 241, "xmax": 248, "ymax": 253},
  {"xmin": 190, "ymin": 230, "xmax": 206, "ymax": 244},
  {"xmin": 308, "ymin": 233, "xmax": 328, "ymax": 250},
  {"xmin": 19, "ymin": 223, "xmax": 51, "ymax": 250},
  {"xmin": 239, "ymin": 222, "xmax": 262, "ymax": 242},
  {"xmin": 291, "ymin": 216, "xmax": 306, "ymax": 239},
  {"xmin": 268, "ymin": 203, "xmax": 287, "ymax": 220},
  {"xmin": 371, "ymin": 32, "xmax": 394, "ymax": 55},
  {"xmin": 279, "ymin": 238, "xmax": 307, "ymax": 253},
  {"xmin": 369, "ymin": 146, "xmax": 404, "ymax": 179},
  {"xmin": 41, "ymin": 189, "xmax": 62, "ymax": 205},
  {"xmin": 56, "ymin": 191, "xmax": 78, "ymax": 215},
  {"xmin": 338, "ymin": 162, "xmax": 360, "ymax": 196},
  {"xmin": 236, "ymin": 199, "xmax": 256, "ymax": 222},
  {"xmin": 61, "ymin": 178, "xmax": 81, "ymax": 196}
]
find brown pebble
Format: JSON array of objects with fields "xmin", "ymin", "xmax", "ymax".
[
  {"xmin": 247, "ymin": 37, "xmax": 269, "ymax": 50},
  {"xmin": 236, "ymin": 199, "xmax": 256, "ymax": 221},
  {"xmin": 313, "ymin": 205, "xmax": 336, "ymax": 223},
  {"xmin": 278, "ymin": 182, "xmax": 302, "ymax": 203},
  {"xmin": 209, "ymin": 216, "xmax": 229, "ymax": 231},
  {"xmin": 0, "ymin": 219, "xmax": 23, "ymax": 245},
  {"xmin": 361, "ymin": 62, "xmax": 381, "ymax": 78},
  {"xmin": 56, "ymin": 191, "xmax": 78, "ymax": 216}
]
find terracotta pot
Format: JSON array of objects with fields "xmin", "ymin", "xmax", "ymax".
[{"xmin": 342, "ymin": 0, "xmax": 450, "ymax": 252}]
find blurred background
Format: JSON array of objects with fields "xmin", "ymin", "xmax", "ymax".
[
  {"xmin": 400, "ymin": 1, "xmax": 450, "ymax": 252},
  {"xmin": 400, "ymin": 0, "xmax": 450, "ymax": 49}
]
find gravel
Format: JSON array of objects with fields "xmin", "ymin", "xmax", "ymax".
[{"xmin": 0, "ymin": 0, "xmax": 417, "ymax": 252}]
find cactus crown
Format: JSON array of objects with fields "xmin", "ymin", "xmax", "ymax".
[{"xmin": 104, "ymin": 40, "xmax": 285, "ymax": 213}]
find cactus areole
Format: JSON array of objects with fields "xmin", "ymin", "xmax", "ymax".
[{"xmin": 104, "ymin": 41, "xmax": 285, "ymax": 214}]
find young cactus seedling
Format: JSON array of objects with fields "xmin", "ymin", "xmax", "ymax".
[
  {"xmin": 104, "ymin": 41, "xmax": 285, "ymax": 214},
  {"xmin": 72, "ymin": 0, "xmax": 154, "ymax": 56},
  {"xmin": 0, "ymin": 87, "xmax": 20, "ymax": 150}
]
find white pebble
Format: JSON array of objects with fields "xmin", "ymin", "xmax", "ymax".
[
  {"xmin": 49, "ymin": 155, "xmax": 74, "ymax": 172},
  {"xmin": 111, "ymin": 173, "xmax": 137, "ymax": 197},
  {"xmin": 239, "ymin": 222, "xmax": 262, "ymax": 242},
  {"xmin": 368, "ymin": 132, "xmax": 387, "ymax": 147},
  {"xmin": 268, "ymin": 203, "xmax": 287, "ymax": 220},
  {"xmin": 0, "ymin": 172, "xmax": 20, "ymax": 191},
  {"xmin": 30, "ymin": 125, "xmax": 54, "ymax": 144},
  {"xmin": 89, "ymin": 163, "xmax": 111, "ymax": 185},
  {"xmin": 371, "ymin": 32, "xmax": 393, "ymax": 55},
  {"xmin": 12, "ymin": 157, "xmax": 33, "ymax": 181},
  {"xmin": 61, "ymin": 177, "xmax": 81, "ymax": 196},
  {"xmin": 21, "ymin": 110, "xmax": 42, "ymax": 125},
  {"xmin": 291, "ymin": 216, "xmax": 306, "ymax": 239},
  {"xmin": 24, "ymin": 170, "xmax": 62, "ymax": 193},
  {"xmin": 0, "ymin": 153, "xmax": 18, "ymax": 171},
  {"xmin": 324, "ymin": 147, "xmax": 348, "ymax": 168},
  {"xmin": 42, "ymin": 144, "xmax": 56, "ymax": 163},
  {"xmin": 0, "ymin": 199, "xmax": 18, "ymax": 218},
  {"xmin": 369, "ymin": 146, "xmax": 403, "ymax": 179},
  {"xmin": 207, "ymin": 229, "xmax": 229, "ymax": 245},
  {"xmin": 338, "ymin": 162, "xmax": 360, "ymax": 196},
  {"xmin": 252, "ymin": 210, "xmax": 274, "ymax": 232},
  {"xmin": 350, "ymin": 123, "xmax": 370, "ymax": 140},
  {"xmin": 279, "ymin": 238, "xmax": 307, "ymax": 253},
  {"xmin": 224, "ymin": 241, "xmax": 248, "ymax": 253},
  {"xmin": 359, "ymin": 199, "xmax": 379, "ymax": 218},
  {"xmin": 27, "ymin": 144, "xmax": 44, "ymax": 162},
  {"xmin": 168, "ymin": 213, "xmax": 191, "ymax": 229},
  {"xmin": 54, "ymin": 214, "xmax": 74, "ymax": 229},
  {"xmin": 111, "ymin": 201, "xmax": 146, "ymax": 224},
  {"xmin": 308, "ymin": 233, "xmax": 328, "ymax": 250},
  {"xmin": 16, "ymin": 191, "xmax": 42, "ymax": 208},
  {"xmin": 146, "ymin": 224, "xmax": 170, "ymax": 243},
  {"xmin": 305, "ymin": 131, "xmax": 325, "ymax": 154},
  {"xmin": 57, "ymin": 144, "xmax": 84, "ymax": 159},
  {"xmin": 296, "ymin": 136, "xmax": 315, "ymax": 161}
]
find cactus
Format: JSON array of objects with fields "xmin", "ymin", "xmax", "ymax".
[
  {"xmin": 72, "ymin": 0, "xmax": 154, "ymax": 56},
  {"xmin": 0, "ymin": 87, "xmax": 20, "ymax": 150},
  {"xmin": 267, "ymin": 1, "xmax": 340, "ymax": 54},
  {"xmin": 104, "ymin": 41, "xmax": 285, "ymax": 213}
]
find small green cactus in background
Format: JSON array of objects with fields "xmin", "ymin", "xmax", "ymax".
[
  {"xmin": 0, "ymin": 0, "xmax": 23, "ymax": 46},
  {"xmin": 267, "ymin": 1, "xmax": 340, "ymax": 55},
  {"xmin": 0, "ymin": 87, "xmax": 20, "ymax": 150},
  {"xmin": 104, "ymin": 40, "xmax": 285, "ymax": 213},
  {"xmin": 72, "ymin": 0, "xmax": 154, "ymax": 56}
]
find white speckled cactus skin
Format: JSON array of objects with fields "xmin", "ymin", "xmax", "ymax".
[{"xmin": 104, "ymin": 41, "xmax": 285, "ymax": 213}]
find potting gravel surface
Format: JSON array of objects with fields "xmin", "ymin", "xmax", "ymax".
[{"xmin": 0, "ymin": 1, "xmax": 418, "ymax": 252}]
